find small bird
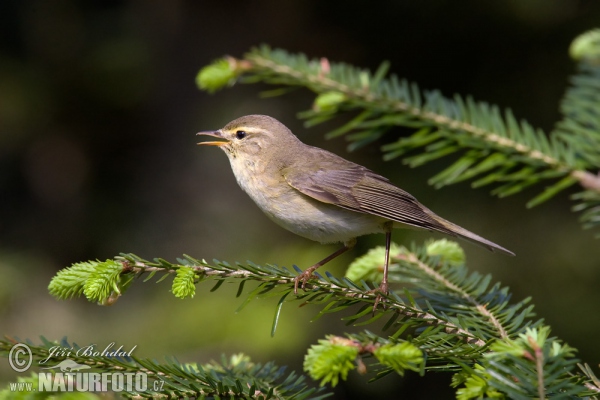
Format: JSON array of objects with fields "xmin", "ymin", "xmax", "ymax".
[{"xmin": 197, "ymin": 115, "xmax": 514, "ymax": 302}]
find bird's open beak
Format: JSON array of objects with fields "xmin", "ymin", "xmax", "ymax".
[{"xmin": 196, "ymin": 130, "xmax": 230, "ymax": 146}]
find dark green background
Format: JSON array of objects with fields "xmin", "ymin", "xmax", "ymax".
[{"xmin": 1, "ymin": 1, "xmax": 599, "ymax": 398}]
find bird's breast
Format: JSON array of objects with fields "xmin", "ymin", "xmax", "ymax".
[{"xmin": 227, "ymin": 156, "xmax": 386, "ymax": 243}]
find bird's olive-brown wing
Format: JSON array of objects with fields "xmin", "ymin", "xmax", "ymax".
[{"xmin": 282, "ymin": 160, "xmax": 455, "ymax": 234}]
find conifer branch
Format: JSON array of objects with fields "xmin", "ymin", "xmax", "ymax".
[
  {"xmin": 398, "ymin": 251, "xmax": 509, "ymax": 340},
  {"xmin": 49, "ymin": 246, "xmax": 489, "ymax": 347},
  {"xmin": 0, "ymin": 338, "xmax": 328, "ymax": 399},
  {"xmin": 246, "ymin": 52, "xmax": 571, "ymax": 172},
  {"xmin": 553, "ymin": 41, "xmax": 600, "ymax": 233},
  {"xmin": 2, "ymin": 238, "xmax": 596, "ymax": 397}
]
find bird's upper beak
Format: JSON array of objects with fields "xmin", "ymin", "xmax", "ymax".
[{"xmin": 196, "ymin": 130, "xmax": 230, "ymax": 146}]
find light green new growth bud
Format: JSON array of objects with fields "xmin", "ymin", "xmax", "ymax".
[
  {"xmin": 345, "ymin": 243, "xmax": 403, "ymax": 283},
  {"xmin": 304, "ymin": 337, "xmax": 359, "ymax": 387},
  {"xmin": 373, "ymin": 342, "xmax": 423, "ymax": 376},
  {"xmin": 48, "ymin": 260, "xmax": 99, "ymax": 300},
  {"xmin": 229, "ymin": 353, "xmax": 253, "ymax": 367},
  {"xmin": 426, "ymin": 239, "xmax": 465, "ymax": 266},
  {"xmin": 313, "ymin": 91, "xmax": 347, "ymax": 111},
  {"xmin": 453, "ymin": 365, "xmax": 505, "ymax": 400},
  {"xmin": 569, "ymin": 29, "xmax": 600, "ymax": 62},
  {"xmin": 196, "ymin": 58, "xmax": 239, "ymax": 93},
  {"xmin": 83, "ymin": 260, "xmax": 123, "ymax": 304},
  {"xmin": 172, "ymin": 266, "xmax": 197, "ymax": 299}
]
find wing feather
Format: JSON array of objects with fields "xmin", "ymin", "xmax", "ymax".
[
  {"xmin": 283, "ymin": 161, "xmax": 449, "ymax": 232},
  {"xmin": 282, "ymin": 153, "xmax": 514, "ymax": 256}
]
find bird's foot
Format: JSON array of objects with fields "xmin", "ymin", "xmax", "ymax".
[
  {"xmin": 369, "ymin": 281, "xmax": 389, "ymax": 312},
  {"xmin": 293, "ymin": 266, "xmax": 319, "ymax": 294}
]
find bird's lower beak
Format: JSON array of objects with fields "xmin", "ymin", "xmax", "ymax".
[{"xmin": 196, "ymin": 130, "xmax": 230, "ymax": 146}]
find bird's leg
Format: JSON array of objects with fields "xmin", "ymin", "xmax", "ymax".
[
  {"xmin": 372, "ymin": 222, "xmax": 393, "ymax": 310},
  {"xmin": 294, "ymin": 238, "xmax": 357, "ymax": 294}
]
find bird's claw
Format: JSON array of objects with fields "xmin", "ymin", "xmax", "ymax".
[
  {"xmin": 293, "ymin": 267, "xmax": 318, "ymax": 294},
  {"xmin": 370, "ymin": 281, "xmax": 389, "ymax": 312}
]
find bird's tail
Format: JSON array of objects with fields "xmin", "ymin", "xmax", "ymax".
[{"xmin": 428, "ymin": 213, "xmax": 515, "ymax": 256}]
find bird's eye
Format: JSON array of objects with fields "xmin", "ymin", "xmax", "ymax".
[{"xmin": 235, "ymin": 130, "xmax": 247, "ymax": 140}]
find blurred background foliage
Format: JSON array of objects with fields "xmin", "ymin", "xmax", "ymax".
[{"xmin": 1, "ymin": 1, "xmax": 600, "ymax": 398}]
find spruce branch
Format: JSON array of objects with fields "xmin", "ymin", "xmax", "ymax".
[
  {"xmin": 479, "ymin": 327, "xmax": 586, "ymax": 399},
  {"xmin": 399, "ymin": 250, "xmax": 510, "ymax": 340},
  {"xmin": 578, "ymin": 363, "xmax": 600, "ymax": 394},
  {"xmin": 304, "ymin": 335, "xmax": 424, "ymax": 387},
  {"xmin": 9, "ymin": 238, "xmax": 596, "ymax": 397},
  {"xmin": 49, "ymin": 243, "xmax": 517, "ymax": 347},
  {"xmin": 347, "ymin": 240, "xmax": 534, "ymax": 342},
  {"xmin": 0, "ymin": 338, "xmax": 329, "ymax": 399},
  {"xmin": 302, "ymin": 326, "xmax": 592, "ymax": 399},
  {"xmin": 553, "ymin": 34, "xmax": 600, "ymax": 233},
  {"xmin": 242, "ymin": 46, "xmax": 575, "ymax": 171}
]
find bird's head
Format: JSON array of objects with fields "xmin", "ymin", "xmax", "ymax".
[{"xmin": 197, "ymin": 115, "xmax": 300, "ymax": 159}]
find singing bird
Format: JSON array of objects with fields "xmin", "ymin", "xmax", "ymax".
[{"xmin": 197, "ymin": 115, "xmax": 514, "ymax": 300}]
